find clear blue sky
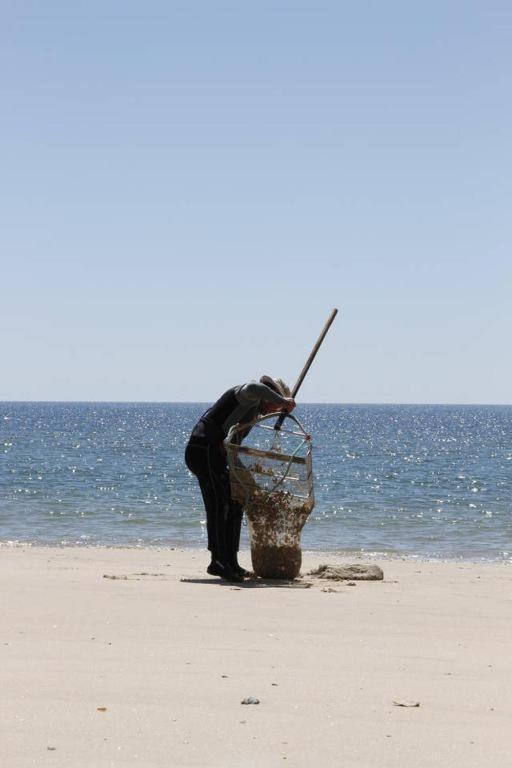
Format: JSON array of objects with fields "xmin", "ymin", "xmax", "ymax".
[{"xmin": 2, "ymin": 1, "xmax": 511, "ymax": 403}]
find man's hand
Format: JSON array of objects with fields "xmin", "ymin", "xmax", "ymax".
[{"xmin": 283, "ymin": 398, "xmax": 296, "ymax": 413}]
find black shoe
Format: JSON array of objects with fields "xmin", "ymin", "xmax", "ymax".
[
  {"xmin": 207, "ymin": 559, "xmax": 245, "ymax": 583},
  {"xmin": 231, "ymin": 563, "xmax": 252, "ymax": 578}
]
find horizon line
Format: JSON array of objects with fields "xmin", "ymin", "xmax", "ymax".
[{"xmin": 1, "ymin": 400, "xmax": 511, "ymax": 407}]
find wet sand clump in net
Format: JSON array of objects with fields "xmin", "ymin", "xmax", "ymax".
[
  {"xmin": 250, "ymin": 545, "xmax": 303, "ymax": 580},
  {"xmin": 246, "ymin": 489, "xmax": 312, "ymax": 580}
]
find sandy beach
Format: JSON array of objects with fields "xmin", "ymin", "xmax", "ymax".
[{"xmin": 1, "ymin": 546, "xmax": 511, "ymax": 768}]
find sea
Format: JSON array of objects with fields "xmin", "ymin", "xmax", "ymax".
[{"xmin": 1, "ymin": 402, "xmax": 511, "ymax": 561}]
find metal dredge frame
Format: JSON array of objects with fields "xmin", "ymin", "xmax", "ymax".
[{"xmin": 225, "ymin": 412, "xmax": 315, "ymax": 510}]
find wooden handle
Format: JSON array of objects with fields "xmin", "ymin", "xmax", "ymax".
[{"xmin": 274, "ymin": 308, "xmax": 338, "ymax": 431}]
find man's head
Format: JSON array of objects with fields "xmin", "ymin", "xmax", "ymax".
[
  {"xmin": 259, "ymin": 375, "xmax": 292, "ymax": 415},
  {"xmin": 259, "ymin": 375, "xmax": 291, "ymax": 398}
]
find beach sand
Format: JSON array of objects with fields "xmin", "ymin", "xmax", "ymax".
[{"xmin": 1, "ymin": 546, "xmax": 511, "ymax": 767}]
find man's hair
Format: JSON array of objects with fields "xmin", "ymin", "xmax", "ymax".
[{"xmin": 259, "ymin": 375, "xmax": 291, "ymax": 398}]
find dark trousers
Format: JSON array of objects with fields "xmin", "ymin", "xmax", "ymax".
[{"xmin": 185, "ymin": 439, "xmax": 243, "ymax": 563}]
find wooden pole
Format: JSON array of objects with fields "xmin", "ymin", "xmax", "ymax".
[{"xmin": 274, "ymin": 307, "xmax": 338, "ymax": 431}]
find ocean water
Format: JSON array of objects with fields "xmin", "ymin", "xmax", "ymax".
[{"xmin": 1, "ymin": 402, "xmax": 511, "ymax": 560}]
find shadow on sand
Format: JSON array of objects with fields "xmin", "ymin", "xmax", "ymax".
[{"xmin": 180, "ymin": 576, "xmax": 313, "ymax": 589}]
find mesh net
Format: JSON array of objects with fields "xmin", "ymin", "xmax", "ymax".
[
  {"xmin": 226, "ymin": 412, "xmax": 314, "ymax": 558},
  {"xmin": 226, "ymin": 413, "xmax": 313, "ymax": 510},
  {"xmin": 226, "ymin": 413, "xmax": 314, "ymax": 578}
]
